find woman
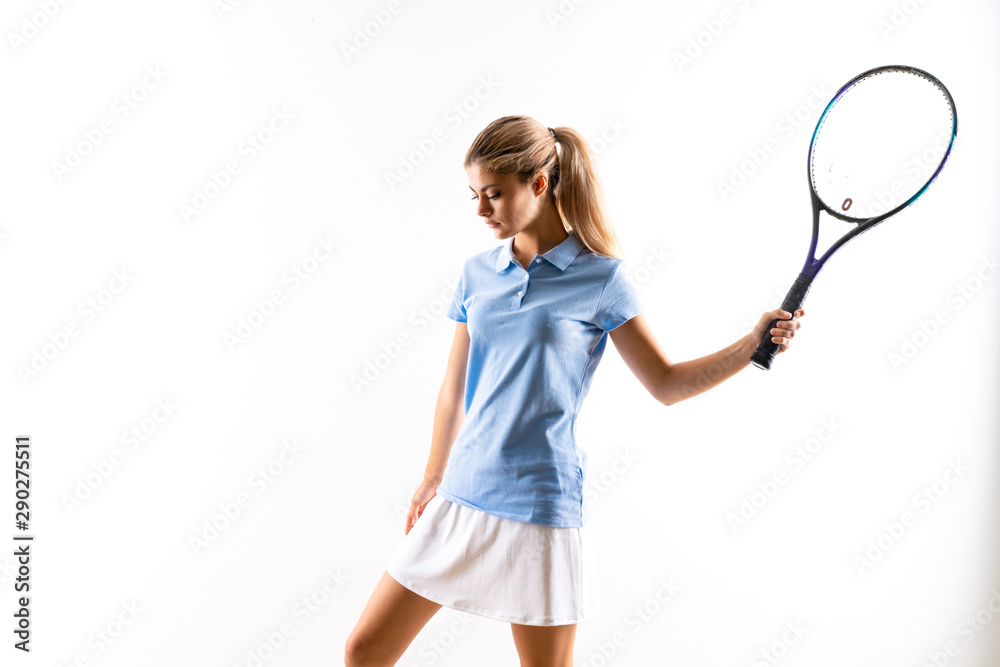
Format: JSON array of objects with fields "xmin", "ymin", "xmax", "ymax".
[{"xmin": 344, "ymin": 116, "xmax": 804, "ymax": 667}]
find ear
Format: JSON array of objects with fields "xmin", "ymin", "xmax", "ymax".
[{"xmin": 533, "ymin": 173, "xmax": 548, "ymax": 197}]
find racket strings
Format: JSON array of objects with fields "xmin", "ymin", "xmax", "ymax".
[{"xmin": 809, "ymin": 67, "xmax": 955, "ymax": 221}]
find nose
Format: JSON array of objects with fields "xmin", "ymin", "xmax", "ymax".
[{"xmin": 476, "ymin": 199, "xmax": 492, "ymax": 217}]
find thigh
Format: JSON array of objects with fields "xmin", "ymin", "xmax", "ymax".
[
  {"xmin": 509, "ymin": 622, "xmax": 577, "ymax": 667},
  {"xmin": 345, "ymin": 571, "xmax": 443, "ymax": 665}
]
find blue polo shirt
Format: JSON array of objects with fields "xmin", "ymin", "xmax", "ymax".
[{"xmin": 436, "ymin": 229, "xmax": 644, "ymax": 528}]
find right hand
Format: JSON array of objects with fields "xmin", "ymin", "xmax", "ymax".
[
  {"xmin": 405, "ymin": 480, "xmax": 439, "ymax": 535},
  {"xmin": 749, "ymin": 307, "xmax": 805, "ymax": 354}
]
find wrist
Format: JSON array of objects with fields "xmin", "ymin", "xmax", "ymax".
[{"xmin": 737, "ymin": 332, "xmax": 757, "ymax": 360}]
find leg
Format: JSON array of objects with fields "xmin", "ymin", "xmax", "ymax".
[
  {"xmin": 344, "ymin": 571, "xmax": 443, "ymax": 667},
  {"xmin": 509, "ymin": 622, "xmax": 577, "ymax": 667}
]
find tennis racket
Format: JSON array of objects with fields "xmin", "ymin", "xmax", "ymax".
[{"xmin": 750, "ymin": 64, "xmax": 957, "ymax": 370}]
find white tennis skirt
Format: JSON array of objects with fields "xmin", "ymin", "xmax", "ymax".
[{"xmin": 385, "ymin": 493, "xmax": 601, "ymax": 626}]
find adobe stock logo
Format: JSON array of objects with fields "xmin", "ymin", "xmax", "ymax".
[
  {"xmin": 852, "ymin": 459, "xmax": 969, "ymax": 575},
  {"xmin": 726, "ymin": 417, "xmax": 843, "ymax": 534},
  {"xmin": 876, "ymin": 0, "xmax": 932, "ymax": 40},
  {"xmin": 751, "ymin": 621, "xmax": 807, "ymax": 667},
  {"xmin": 7, "ymin": 0, "xmax": 73, "ymax": 53},
  {"xmin": 51, "ymin": 65, "xmax": 168, "ymax": 183},
  {"xmin": 579, "ymin": 578, "xmax": 681, "ymax": 666},
  {"xmin": 886, "ymin": 256, "xmax": 998, "ymax": 371},
  {"xmin": 178, "ymin": 107, "xmax": 295, "ymax": 224},
  {"xmin": 671, "ymin": 0, "xmax": 756, "ymax": 73},
  {"xmin": 339, "ymin": 0, "xmax": 406, "ymax": 63},
  {"xmin": 716, "ymin": 84, "xmax": 831, "ymax": 202},
  {"xmin": 384, "ymin": 76, "xmax": 501, "ymax": 193}
]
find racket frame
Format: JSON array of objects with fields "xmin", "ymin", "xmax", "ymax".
[
  {"xmin": 800, "ymin": 64, "xmax": 958, "ymax": 279},
  {"xmin": 750, "ymin": 64, "xmax": 958, "ymax": 370}
]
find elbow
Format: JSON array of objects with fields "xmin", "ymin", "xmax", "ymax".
[{"xmin": 656, "ymin": 365, "xmax": 678, "ymax": 406}]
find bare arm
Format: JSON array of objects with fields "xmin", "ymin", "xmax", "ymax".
[
  {"xmin": 422, "ymin": 323, "xmax": 469, "ymax": 483},
  {"xmin": 406, "ymin": 322, "xmax": 469, "ymax": 533},
  {"xmin": 609, "ymin": 308, "xmax": 804, "ymax": 406}
]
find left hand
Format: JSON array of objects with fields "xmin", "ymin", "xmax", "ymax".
[{"xmin": 751, "ymin": 307, "xmax": 805, "ymax": 354}]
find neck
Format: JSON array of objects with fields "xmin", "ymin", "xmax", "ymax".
[{"xmin": 511, "ymin": 207, "xmax": 568, "ymax": 261}]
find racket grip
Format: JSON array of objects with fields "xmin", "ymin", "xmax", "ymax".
[{"xmin": 749, "ymin": 273, "xmax": 813, "ymax": 371}]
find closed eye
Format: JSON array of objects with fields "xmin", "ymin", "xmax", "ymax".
[{"xmin": 470, "ymin": 193, "xmax": 500, "ymax": 201}]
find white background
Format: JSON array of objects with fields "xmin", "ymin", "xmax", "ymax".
[{"xmin": 2, "ymin": 0, "xmax": 998, "ymax": 665}]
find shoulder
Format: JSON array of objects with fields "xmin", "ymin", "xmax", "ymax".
[
  {"xmin": 570, "ymin": 247, "xmax": 627, "ymax": 283},
  {"xmin": 454, "ymin": 245, "xmax": 501, "ymax": 280},
  {"xmin": 448, "ymin": 245, "xmax": 493, "ymax": 276}
]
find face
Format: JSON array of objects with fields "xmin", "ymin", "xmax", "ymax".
[{"xmin": 467, "ymin": 163, "xmax": 549, "ymax": 239}]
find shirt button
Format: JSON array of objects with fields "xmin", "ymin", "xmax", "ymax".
[
  {"xmin": 517, "ymin": 290, "xmax": 524, "ymax": 296},
  {"xmin": 535, "ymin": 258, "xmax": 542, "ymax": 263}
]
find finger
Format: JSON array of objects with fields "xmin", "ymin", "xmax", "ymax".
[
  {"xmin": 774, "ymin": 319, "xmax": 801, "ymax": 331},
  {"xmin": 771, "ymin": 332, "xmax": 793, "ymax": 346},
  {"xmin": 794, "ymin": 308, "xmax": 805, "ymax": 318},
  {"xmin": 771, "ymin": 326, "xmax": 794, "ymax": 338},
  {"xmin": 406, "ymin": 505, "xmax": 419, "ymax": 533}
]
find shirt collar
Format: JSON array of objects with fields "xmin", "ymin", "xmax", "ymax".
[{"xmin": 495, "ymin": 230, "xmax": 585, "ymax": 273}]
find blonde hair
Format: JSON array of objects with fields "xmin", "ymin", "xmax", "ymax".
[{"xmin": 464, "ymin": 115, "xmax": 625, "ymax": 259}]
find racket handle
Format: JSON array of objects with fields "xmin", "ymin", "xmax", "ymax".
[{"xmin": 749, "ymin": 273, "xmax": 813, "ymax": 371}]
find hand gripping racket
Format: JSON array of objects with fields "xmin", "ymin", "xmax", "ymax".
[{"xmin": 750, "ymin": 65, "xmax": 957, "ymax": 370}]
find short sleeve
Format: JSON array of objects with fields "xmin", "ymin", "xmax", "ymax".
[
  {"xmin": 595, "ymin": 262, "xmax": 644, "ymax": 331},
  {"xmin": 446, "ymin": 262, "xmax": 467, "ymax": 323}
]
